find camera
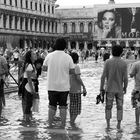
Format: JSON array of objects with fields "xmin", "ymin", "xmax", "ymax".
[{"xmin": 96, "ymin": 90, "xmax": 105, "ymax": 104}]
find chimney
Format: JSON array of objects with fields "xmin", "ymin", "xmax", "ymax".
[{"xmin": 108, "ymin": 0, "xmax": 115, "ymax": 4}]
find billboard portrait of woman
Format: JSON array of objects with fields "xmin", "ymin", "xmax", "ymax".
[{"xmin": 95, "ymin": 9, "xmax": 122, "ymax": 39}]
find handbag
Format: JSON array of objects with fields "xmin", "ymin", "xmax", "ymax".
[
  {"xmin": 18, "ymin": 78, "xmax": 28, "ymax": 97},
  {"xmin": 32, "ymin": 93, "xmax": 40, "ymax": 112}
]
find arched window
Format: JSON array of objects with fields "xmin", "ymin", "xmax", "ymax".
[
  {"xmin": 64, "ymin": 23, "xmax": 67, "ymax": 33},
  {"xmin": 39, "ymin": 20, "xmax": 42, "ymax": 32},
  {"xmin": 48, "ymin": 22, "xmax": 50, "ymax": 33},
  {"xmin": 52, "ymin": 22, "xmax": 54, "ymax": 33},
  {"xmin": 55, "ymin": 23, "xmax": 57, "ymax": 33},
  {"xmin": 80, "ymin": 23, "xmax": 84, "ymax": 33},
  {"xmin": 88, "ymin": 22, "xmax": 92, "ymax": 33},
  {"xmin": 44, "ymin": 21, "xmax": 46, "ymax": 32},
  {"xmin": 25, "ymin": 18, "xmax": 28, "ymax": 31},
  {"xmin": 9, "ymin": 15, "xmax": 12, "ymax": 29},
  {"xmin": 15, "ymin": 16, "xmax": 18, "ymax": 29},
  {"xmin": 72, "ymin": 22, "xmax": 75, "ymax": 33},
  {"xmin": 3, "ymin": 15, "xmax": 6, "ymax": 28},
  {"xmin": 20, "ymin": 17, "xmax": 23, "ymax": 30},
  {"xmin": 35, "ymin": 19, "xmax": 37, "ymax": 31},
  {"xmin": 30, "ymin": 18, "xmax": 33, "ymax": 31}
]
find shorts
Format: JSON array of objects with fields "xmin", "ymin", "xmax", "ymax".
[
  {"xmin": 48, "ymin": 91, "xmax": 69, "ymax": 108},
  {"xmin": 69, "ymin": 93, "xmax": 81, "ymax": 116},
  {"xmin": 131, "ymin": 90, "xmax": 140, "ymax": 108}
]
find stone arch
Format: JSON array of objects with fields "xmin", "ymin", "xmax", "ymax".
[
  {"xmin": 80, "ymin": 22, "xmax": 84, "ymax": 33},
  {"xmin": 88, "ymin": 22, "xmax": 92, "ymax": 33},
  {"xmin": 63, "ymin": 23, "xmax": 67, "ymax": 33},
  {"xmin": 129, "ymin": 41, "xmax": 135, "ymax": 50},
  {"xmin": 93, "ymin": 41, "xmax": 98, "ymax": 47},
  {"xmin": 79, "ymin": 42, "xmax": 84, "ymax": 50},
  {"xmin": 111, "ymin": 41, "xmax": 117, "ymax": 47},
  {"xmin": 71, "ymin": 41, "xmax": 76, "ymax": 49},
  {"xmin": 120, "ymin": 41, "xmax": 126, "ymax": 48},
  {"xmin": 87, "ymin": 42, "xmax": 92, "ymax": 50},
  {"xmin": 72, "ymin": 22, "xmax": 76, "ymax": 33}
]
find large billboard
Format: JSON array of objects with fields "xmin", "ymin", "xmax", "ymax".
[{"xmin": 95, "ymin": 7, "xmax": 140, "ymax": 39}]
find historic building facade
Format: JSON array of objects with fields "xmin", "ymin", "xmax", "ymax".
[
  {"xmin": 55, "ymin": 7, "xmax": 95, "ymax": 50},
  {"xmin": 0, "ymin": 0, "xmax": 60, "ymax": 50},
  {"xmin": 56, "ymin": 2, "xmax": 140, "ymax": 50},
  {"xmin": 0, "ymin": 0, "xmax": 140, "ymax": 50}
]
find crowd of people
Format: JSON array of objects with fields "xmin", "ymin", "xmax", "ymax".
[{"xmin": 0, "ymin": 37, "xmax": 140, "ymax": 130}]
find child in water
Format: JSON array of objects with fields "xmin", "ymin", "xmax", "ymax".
[{"xmin": 69, "ymin": 52, "xmax": 87, "ymax": 126}]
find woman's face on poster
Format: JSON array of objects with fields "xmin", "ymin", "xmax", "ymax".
[{"xmin": 102, "ymin": 11, "xmax": 115, "ymax": 31}]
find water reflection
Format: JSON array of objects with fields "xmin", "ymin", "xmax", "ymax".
[
  {"xmin": 47, "ymin": 128, "xmax": 82, "ymax": 140},
  {"xmin": 131, "ymin": 127, "xmax": 140, "ymax": 140},
  {"xmin": 101, "ymin": 128, "xmax": 123, "ymax": 140},
  {"xmin": 1, "ymin": 59, "xmax": 140, "ymax": 139}
]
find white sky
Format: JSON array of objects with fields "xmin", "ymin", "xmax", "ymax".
[{"xmin": 56, "ymin": 0, "xmax": 140, "ymax": 7}]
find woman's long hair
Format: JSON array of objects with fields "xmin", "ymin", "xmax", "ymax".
[{"xmin": 22, "ymin": 50, "xmax": 33, "ymax": 73}]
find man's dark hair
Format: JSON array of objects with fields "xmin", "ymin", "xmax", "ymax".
[
  {"xmin": 55, "ymin": 38, "xmax": 67, "ymax": 50},
  {"xmin": 112, "ymin": 45, "xmax": 123, "ymax": 57},
  {"xmin": 70, "ymin": 52, "xmax": 79, "ymax": 64}
]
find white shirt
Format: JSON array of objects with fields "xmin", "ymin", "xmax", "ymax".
[
  {"xmin": 24, "ymin": 64, "xmax": 36, "ymax": 93},
  {"xmin": 43, "ymin": 50, "xmax": 74, "ymax": 91}
]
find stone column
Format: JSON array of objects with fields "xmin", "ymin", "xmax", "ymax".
[
  {"xmin": 75, "ymin": 22, "xmax": 79, "ymax": 33},
  {"xmin": 136, "ymin": 40, "xmax": 140, "ymax": 48},
  {"xmin": 84, "ymin": 41, "xmax": 87, "ymax": 50},
  {"xmin": 45, "ymin": 20, "xmax": 48, "ymax": 32},
  {"xmin": 37, "ymin": 19, "xmax": 39, "ymax": 32},
  {"xmin": 12, "ymin": 0, "xmax": 15, "ymax": 6},
  {"xmin": 68, "ymin": 22, "xmax": 71, "ymax": 33},
  {"xmin": 12, "ymin": 15, "xmax": 15, "ymax": 29},
  {"xmin": 48, "ymin": 21, "xmax": 50, "ymax": 33},
  {"xmin": 55, "ymin": 22, "xmax": 57, "ymax": 33},
  {"xmin": 46, "ymin": 3, "xmax": 48, "ymax": 13},
  {"xmin": 0, "ymin": 0, "xmax": 4, "ymax": 4},
  {"xmin": 17, "ymin": 16, "xmax": 20, "ymax": 30},
  {"xmin": 84, "ymin": 22, "xmax": 88, "ymax": 33},
  {"xmin": 126, "ymin": 40, "xmax": 129, "ymax": 47},
  {"xmin": 28, "ymin": 18, "xmax": 30, "ymax": 31},
  {"xmin": 22, "ymin": 17, "xmax": 25, "ymax": 30},
  {"xmin": 50, "ymin": 4, "xmax": 52, "ymax": 14},
  {"xmin": 17, "ymin": 0, "xmax": 20, "ymax": 7},
  {"xmin": 76, "ymin": 41, "xmax": 79, "ymax": 50},
  {"xmin": 50, "ymin": 22, "xmax": 52, "ymax": 33},
  {"xmin": 0, "ymin": 13, "xmax": 4, "ymax": 28},
  {"xmin": 68, "ymin": 41, "xmax": 71, "ymax": 50},
  {"xmin": 6, "ymin": 15, "xmax": 9, "ymax": 29},
  {"xmin": 24, "ymin": 39, "xmax": 28, "ymax": 48},
  {"xmin": 22, "ymin": 0, "xmax": 26, "ymax": 9},
  {"xmin": 32, "ymin": 18, "xmax": 35, "ymax": 31},
  {"xmin": 57, "ymin": 22, "xmax": 61, "ymax": 33},
  {"xmin": 41, "ymin": 20, "xmax": 44, "ymax": 32}
]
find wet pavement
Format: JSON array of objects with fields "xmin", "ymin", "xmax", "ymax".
[{"xmin": 0, "ymin": 58, "xmax": 139, "ymax": 140}]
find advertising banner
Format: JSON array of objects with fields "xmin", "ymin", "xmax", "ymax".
[{"xmin": 95, "ymin": 7, "xmax": 140, "ymax": 39}]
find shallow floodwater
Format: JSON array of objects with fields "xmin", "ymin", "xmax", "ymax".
[{"xmin": 0, "ymin": 58, "xmax": 139, "ymax": 140}]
